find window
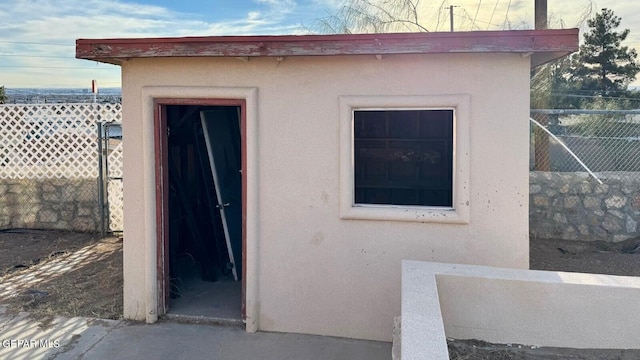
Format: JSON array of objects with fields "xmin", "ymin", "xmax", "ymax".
[
  {"xmin": 339, "ymin": 95, "xmax": 470, "ymax": 223},
  {"xmin": 354, "ymin": 109, "xmax": 453, "ymax": 207}
]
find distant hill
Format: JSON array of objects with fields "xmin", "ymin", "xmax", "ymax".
[{"xmin": 4, "ymin": 88, "xmax": 121, "ymax": 104}]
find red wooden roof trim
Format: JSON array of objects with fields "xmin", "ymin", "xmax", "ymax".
[{"xmin": 76, "ymin": 29, "xmax": 578, "ymax": 65}]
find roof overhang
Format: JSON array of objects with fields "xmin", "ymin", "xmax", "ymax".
[{"xmin": 76, "ymin": 29, "xmax": 578, "ymax": 68}]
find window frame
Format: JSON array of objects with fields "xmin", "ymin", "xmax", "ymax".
[
  {"xmin": 339, "ymin": 95, "xmax": 470, "ymax": 224},
  {"xmin": 353, "ymin": 108, "xmax": 454, "ymax": 208}
]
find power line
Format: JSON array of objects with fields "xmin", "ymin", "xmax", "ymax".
[
  {"xmin": 3, "ymin": 81, "xmax": 122, "ymax": 87},
  {"xmin": 454, "ymin": 12, "xmax": 503, "ymax": 29},
  {"xmin": 550, "ymin": 93, "xmax": 640, "ymax": 102},
  {"xmin": 0, "ymin": 40, "xmax": 73, "ymax": 47},
  {"xmin": 502, "ymin": 0, "xmax": 512, "ymax": 29},
  {"xmin": 487, "ymin": 0, "xmax": 500, "ymax": 30},
  {"xmin": 553, "ymin": 88, "xmax": 640, "ymax": 95},
  {"xmin": 0, "ymin": 65, "xmax": 117, "ymax": 70},
  {"xmin": 1, "ymin": 54, "xmax": 75, "ymax": 59},
  {"xmin": 460, "ymin": 7, "xmax": 484, "ymax": 31},
  {"xmin": 473, "ymin": 0, "xmax": 482, "ymax": 25}
]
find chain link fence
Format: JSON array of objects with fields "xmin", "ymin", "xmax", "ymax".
[
  {"xmin": 0, "ymin": 103, "xmax": 122, "ymax": 233},
  {"xmin": 531, "ymin": 109, "xmax": 640, "ymax": 174},
  {"xmin": 530, "ymin": 109, "xmax": 640, "ymax": 242}
]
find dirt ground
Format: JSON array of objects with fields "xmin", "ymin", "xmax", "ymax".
[
  {"xmin": 0, "ymin": 229, "xmax": 122, "ymax": 320},
  {"xmin": 530, "ymin": 236, "xmax": 640, "ymax": 277},
  {"xmin": 0, "ymin": 229, "xmax": 639, "ymax": 359},
  {"xmin": 448, "ymin": 339, "xmax": 640, "ymax": 360}
]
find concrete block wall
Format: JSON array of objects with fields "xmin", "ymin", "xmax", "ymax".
[
  {"xmin": 401, "ymin": 260, "xmax": 640, "ymax": 359},
  {"xmin": 0, "ymin": 178, "xmax": 100, "ymax": 232},
  {"xmin": 530, "ymin": 171, "xmax": 640, "ymax": 242}
]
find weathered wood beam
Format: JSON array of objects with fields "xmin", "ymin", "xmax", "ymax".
[{"xmin": 77, "ymin": 30, "xmax": 578, "ymax": 66}]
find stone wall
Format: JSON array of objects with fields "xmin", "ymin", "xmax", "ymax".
[
  {"xmin": 3, "ymin": 173, "xmax": 638, "ymax": 240},
  {"xmin": 0, "ymin": 178, "xmax": 100, "ymax": 232},
  {"xmin": 530, "ymin": 172, "xmax": 640, "ymax": 242}
]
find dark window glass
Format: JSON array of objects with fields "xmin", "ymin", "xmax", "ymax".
[{"xmin": 354, "ymin": 109, "xmax": 453, "ymax": 207}]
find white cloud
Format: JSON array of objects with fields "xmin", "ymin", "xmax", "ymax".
[
  {"xmin": 256, "ymin": 0, "xmax": 297, "ymax": 9},
  {"xmin": 312, "ymin": 0, "xmax": 343, "ymax": 8},
  {"xmin": 0, "ymin": 0, "xmax": 190, "ymax": 87},
  {"xmin": 0, "ymin": 0, "xmax": 307, "ymax": 87},
  {"xmin": 248, "ymin": 11, "xmax": 262, "ymax": 20}
]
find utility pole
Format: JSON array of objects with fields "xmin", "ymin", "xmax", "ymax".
[
  {"xmin": 533, "ymin": 0, "xmax": 550, "ymax": 171},
  {"xmin": 535, "ymin": 0, "xmax": 547, "ymax": 30},
  {"xmin": 449, "ymin": 5, "xmax": 455, "ymax": 32},
  {"xmin": 92, "ymin": 79, "xmax": 98, "ymax": 103}
]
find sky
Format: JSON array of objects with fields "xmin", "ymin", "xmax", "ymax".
[{"xmin": 1, "ymin": 0, "xmax": 639, "ymax": 89}]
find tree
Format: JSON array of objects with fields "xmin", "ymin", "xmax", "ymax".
[
  {"xmin": 532, "ymin": 8, "xmax": 640, "ymax": 109},
  {"xmin": 311, "ymin": 0, "xmax": 535, "ymax": 34},
  {"xmin": 0, "ymin": 86, "xmax": 6, "ymax": 104},
  {"xmin": 316, "ymin": 3, "xmax": 640, "ymax": 109},
  {"xmin": 312, "ymin": 0, "xmax": 428, "ymax": 34},
  {"xmin": 531, "ymin": 54, "xmax": 584, "ymax": 109},
  {"xmin": 570, "ymin": 8, "xmax": 640, "ymax": 98}
]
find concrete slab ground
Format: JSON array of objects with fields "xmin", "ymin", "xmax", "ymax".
[{"xmin": 0, "ymin": 307, "xmax": 391, "ymax": 360}]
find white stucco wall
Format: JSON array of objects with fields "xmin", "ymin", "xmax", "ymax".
[{"xmin": 121, "ymin": 52, "xmax": 531, "ymax": 341}]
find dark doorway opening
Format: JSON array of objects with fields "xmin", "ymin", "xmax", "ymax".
[{"xmin": 156, "ymin": 101, "xmax": 244, "ymax": 323}]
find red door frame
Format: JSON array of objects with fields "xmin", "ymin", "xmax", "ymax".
[{"xmin": 154, "ymin": 98, "xmax": 247, "ymax": 318}]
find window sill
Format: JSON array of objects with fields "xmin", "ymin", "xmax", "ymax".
[{"xmin": 340, "ymin": 203, "xmax": 469, "ymax": 224}]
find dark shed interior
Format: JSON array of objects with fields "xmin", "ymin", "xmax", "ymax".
[{"xmin": 164, "ymin": 105, "xmax": 242, "ymax": 320}]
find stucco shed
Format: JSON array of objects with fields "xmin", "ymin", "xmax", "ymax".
[{"xmin": 77, "ymin": 30, "xmax": 578, "ymax": 342}]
